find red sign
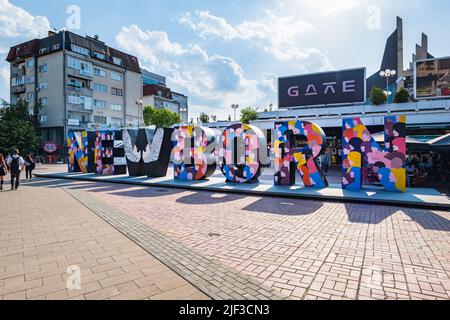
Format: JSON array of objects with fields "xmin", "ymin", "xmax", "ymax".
[{"xmin": 44, "ymin": 143, "xmax": 57, "ymax": 153}]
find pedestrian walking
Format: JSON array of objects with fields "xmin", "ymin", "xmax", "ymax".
[
  {"xmin": 0, "ymin": 153, "xmax": 8, "ymax": 190},
  {"xmin": 6, "ymin": 149, "xmax": 25, "ymax": 191},
  {"xmin": 25, "ymin": 155, "xmax": 35, "ymax": 181}
]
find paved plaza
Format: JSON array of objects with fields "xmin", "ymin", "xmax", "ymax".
[{"xmin": 1, "ymin": 164, "xmax": 449, "ymax": 300}]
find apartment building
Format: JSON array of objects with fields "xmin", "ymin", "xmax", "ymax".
[
  {"xmin": 6, "ymin": 30, "xmax": 143, "ymax": 145},
  {"xmin": 142, "ymin": 84, "xmax": 189, "ymax": 123}
]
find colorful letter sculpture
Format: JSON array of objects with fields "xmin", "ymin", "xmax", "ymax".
[
  {"xmin": 123, "ymin": 127, "xmax": 173, "ymax": 177},
  {"xmin": 218, "ymin": 123, "xmax": 266, "ymax": 183},
  {"xmin": 274, "ymin": 120, "xmax": 329, "ymax": 188},
  {"xmin": 342, "ymin": 116, "xmax": 406, "ymax": 192},
  {"xmin": 92, "ymin": 130, "xmax": 127, "ymax": 175},
  {"xmin": 172, "ymin": 126, "xmax": 216, "ymax": 180},
  {"xmin": 67, "ymin": 130, "xmax": 90, "ymax": 173}
]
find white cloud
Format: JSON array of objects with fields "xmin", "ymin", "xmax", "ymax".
[
  {"xmin": 0, "ymin": 0, "xmax": 50, "ymax": 41},
  {"xmin": 178, "ymin": 10, "xmax": 332, "ymax": 72},
  {"xmin": 115, "ymin": 25, "xmax": 266, "ymax": 118},
  {"xmin": 0, "ymin": 0, "xmax": 51, "ymax": 102}
]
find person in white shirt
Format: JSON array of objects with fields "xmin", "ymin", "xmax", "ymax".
[{"xmin": 6, "ymin": 149, "xmax": 26, "ymax": 191}]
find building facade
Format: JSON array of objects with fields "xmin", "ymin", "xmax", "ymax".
[
  {"xmin": 142, "ymin": 69, "xmax": 166, "ymax": 86},
  {"xmin": 142, "ymin": 84, "xmax": 189, "ymax": 123},
  {"xmin": 7, "ymin": 31, "xmax": 143, "ymax": 145}
]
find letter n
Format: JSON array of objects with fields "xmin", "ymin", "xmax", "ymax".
[
  {"xmin": 342, "ymin": 116, "xmax": 406, "ymax": 192},
  {"xmin": 274, "ymin": 120, "xmax": 328, "ymax": 188},
  {"xmin": 67, "ymin": 130, "xmax": 89, "ymax": 173}
]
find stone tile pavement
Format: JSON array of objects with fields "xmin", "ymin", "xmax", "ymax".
[
  {"xmin": 63, "ymin": 180, "xmax": 450, "ymax": 300},
  {"xmin": 3, "ymin": 168, "xmax": 450, "ymax": 300},
  {"xmin": 0, "ymin": 179, "xmax": 209, "ymax": 300}
]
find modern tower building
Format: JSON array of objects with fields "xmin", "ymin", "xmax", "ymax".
[{"xmin": 6, "ymin": 30, "xmax": 143, "ymax": 145}]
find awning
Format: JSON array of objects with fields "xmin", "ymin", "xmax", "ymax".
[
  {"xmin": 371, "ymin": 132, "xmax": 430, "ymax": 151},
  {"xmin": 428, "ymin": 133, "xmax": 450, "ymax": 151}
]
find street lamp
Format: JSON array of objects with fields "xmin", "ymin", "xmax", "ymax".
[
  {"xmin": 379, "ymin": 69, "xmax": 397, "ymax": 103},
  {"xmin": 231, "ymin": 104, "xmax": 239, "ymax": 121},
  {"xmin": 135, "ymin": 99, "xmax": 143, "ymax": 127}
]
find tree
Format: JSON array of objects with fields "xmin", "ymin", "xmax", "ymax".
[
  {"xmin": 143, "ymin": 106, "xmax": 181, "ymax": 128},
  {"xmin": 199, "ymin": 112, "xmax": 209, "ymax": 124},
  {"xmin": 228, "ymin": 115, "xmax": 231, "ymax": 122},
  {"xmin": 240, "ymin": 107, "xmax": 259, "ymax": 124},
  {"xmin": 370, "ymin": 86, "xmax": 387, "ymax": 106},
  {"xmin": 0, "ymin": 100, "xmax": 39, "ymax": 155},
  {"xmin": 394, "ymin": 87, "xmax": 410, "ymax": 103}
]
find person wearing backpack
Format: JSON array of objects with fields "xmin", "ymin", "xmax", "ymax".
[
  {"xmin": 6, "ymin": 149, "xmax": 25, "ymax": 191},
  {"xmin": 25, "ymin": 154, "xmax": 36, "ymax": 181},
  {"xmin": 0, "ymin": 153, "xmax": 8, "ymax": 191}
]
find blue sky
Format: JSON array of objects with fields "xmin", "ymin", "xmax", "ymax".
[{"xmin": 1, "ymin": 0, "xmax": 450, "ymax": 118}]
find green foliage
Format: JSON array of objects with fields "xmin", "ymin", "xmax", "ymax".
[
  {"xmin": 143, "ymin": 106, "xmax": 181, "ymax": 128},
  {"xmin": 394, "ymin": 87, "xmax": 410, "ymax": 103},
  {"xmin": 370, "ymin": 86, "xmax": 387, "ymax": 106},
  {"xmin": 199, "ymin": 112, "xmax": 209, "ymax": 124},
  {"xmin": 0, "ymin": 100, "xmax": 39, "ymax": 155},
  {"xmin": 240, "ymin": 106, "xmax": 259, "ymax": 124}
]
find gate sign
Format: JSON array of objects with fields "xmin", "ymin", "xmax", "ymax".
[{"xmin": 278, "ymin": 68, "xmax": 366, "ymax": 108}]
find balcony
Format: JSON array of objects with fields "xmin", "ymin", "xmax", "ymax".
[
  {"xmin": 66, "ymin": 85, "xmax": 93, "ymax": 97},
  {"xmin": 11, "ymin": 84, "xmax": 26, "ymax": 94},
  {"xmin": 67, "ymin": 67, "xmax": 93, "ymax": 80},
  {"xmin": 67, "ymin": 102, "xmax": 93, "ymax": 114}
]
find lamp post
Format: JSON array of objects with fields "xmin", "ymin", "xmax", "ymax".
[
  {"xmin": 379, "ymin": 69, "xmax": 397, "ymax": 103},
  {"xmin": 135, "ymin": 99, "xmax": 143, "ymax": 127},
  {"xmin": 231, "ymin": 104, "xmax": 239, "ymax": 121}
]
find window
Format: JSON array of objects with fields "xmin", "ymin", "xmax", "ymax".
[
  {"xmin": 94, "ymin": 99, "xmax": 106, "ymax": 109},
  {"xmin": 39, "ymin": 114, "xmax": 48, "ymax": 123},
  {"xmin": 27, "ymin": 92, "xmax": 35, "ymax": 101},
  {"xmin": 68, "ymin": 94, "xmax": 79, "ymax": 104},
  {"xmin": 71, "ymin": 44, "xmax": 90, "ymax": 56},
  {"xmin": 11, "ymin": 76, "xmax": 25, "ymax": 86},
  {"xmin": 51, "ymin": 43, "xmax": 60, "ymax": 51},
  {"xmin": 93, "ymin": 52, "xmax": 106, "ymax": 60},
  {"xmin": 67, "ymin": 56, "xmax": 92, "ymax": 77},
  {"xmin": 80, "ymin": 96, "xmax": 92, "ymax": 110},
  {"xmin": 38, "ymin": 81, "xmax": 48, "ymax": 90},
  {"xmin": 93, "ymin": 68, "xmax": 106, "ymax": 77},
  {"xmin": 39, "ymin": 64, "xmax": 48, "ymax": 73},
  {"xmin": 113, "ymin": 57, "xmax": 122, "ymax": 66},
  {"xmin": 26, "ymin": 59, "xmax": 34, "ymax": 68},
  {"xmin": 110, "ymin": 117, "xmax": 122, "ymax": 127},
  {"xmin": 111, "ymin": 71, "xmax": 123, "ymax": 81},
  {"xmin": 94, "ymin": 116, "xmax": 107, "ymax": 124},
  {"xmin": 111, "ymin": 87, "xmax": 123, "ymax": 96},
  {"xmin": 93, "ymin": 83, "xmax": 107, "ymax": 93},
  {"xmin": 111, "ymin": 104, "xmax": 123, "ymax": 112},
  {"xmin": 68, "ymin": 79, "xmax": 84, "ymax": 89},
  {"xmin": 39, "ymin": 97, "xmax": 48, "ymax": 106},
  {"xmin": 27, "ymin": 76, "xmax": 35, "ymax": 84}
]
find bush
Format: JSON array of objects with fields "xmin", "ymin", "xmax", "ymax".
[
  {"xmin": 199, "ymin": 113, "xmax": 209, "ymax": 124},
  {"xmin": 394, "ymin": 88, "xmax": 410, "ymax": 103},
  {"xmin": 370, "ymin": 86, "xmax": 387, "ymax": 105},
  {"xmin": 143, "ymin": 106, "xmax": 181, "ymax": 128},
  {"xmin": 240, "ymin": 107, "xmax": 259, "ymax": 124}
]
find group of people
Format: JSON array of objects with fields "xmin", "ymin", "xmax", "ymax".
[{"xmin": 0, "ymin": 149, "xmax": 35, "ymax": 191}]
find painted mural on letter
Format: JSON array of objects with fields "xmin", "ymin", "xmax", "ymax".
[
  {"xmin": 342, "ymin": 115, "xmax": 406, "ymax": 192},
  {"xmin": 217, "ymin": 123, "xmax": 266, "ymax": 183},
  {"xmin": 172, "ymin": 126, "xmax": 216, "ymax": 180},
  {"xmin": 274, "ymin": 120, "xmax": 329, "ymax": 188}
]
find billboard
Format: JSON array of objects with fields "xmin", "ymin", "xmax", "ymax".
[
  {"xmin": 278, "ymin": 68, "xmax": 366, "ymax": 108},
  {"xmin": 415, "ymin": 57, "xmax": 450, "ymax": 99}
]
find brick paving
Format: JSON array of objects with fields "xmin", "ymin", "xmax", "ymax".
[
  {"xmin": 0, "ymin": 179, "xmax": 208, "ymax": 300},
  {"xmin": 3, "ymin": 164, "xmax": 450, "ymax": 300},
  {"xmin": 52, "ymin": 179, "xmax": 450, "ymax": 300}
]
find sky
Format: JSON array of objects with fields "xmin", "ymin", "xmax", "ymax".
[{"xmin": 1, "ymin": 0, "xmax": 450, "ymax": 119}]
